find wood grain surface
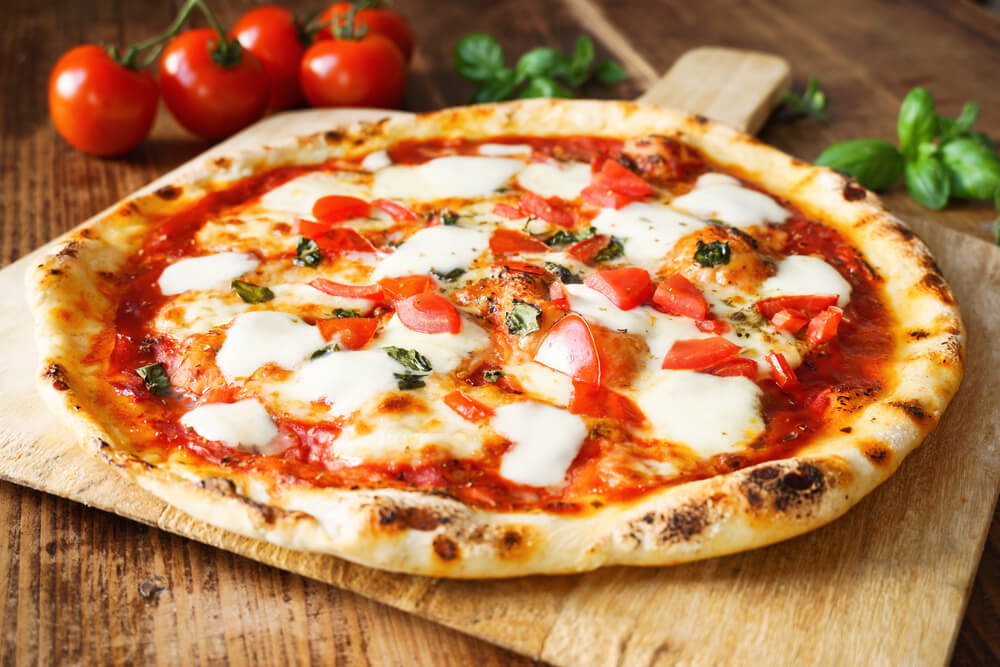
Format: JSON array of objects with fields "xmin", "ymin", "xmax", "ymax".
[{"xmin": 2, "ymin": 0, "xmax": 998, "ymax": 664}]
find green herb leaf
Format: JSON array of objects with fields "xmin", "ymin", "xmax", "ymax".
[
  {"xmin": 781, "ymin": 76, "xmax": 830, "ymax": 122},
  {"xmin": 471, "ymin": 68, "xmax": 519, "ymax": 103},
  {"xmin": 331, "ymin": 308, "xmax": 360, "ymax": 318},
  {"xmin": 938, "ymin": 102, "xmax": 979, "ymax": 142},
  {"xmin": 693, "ymin": 240, "xmax": 731, "ymax": 267},
  {"xmin": 940, "ymin": 137, "xmax": 1000, "ymax": 200},
  {"xmin": 454, "ymin": 33, "xmax": 505, "ymax": 82},
  {"xmin": 294, "ymin": 237, "xmax": 323, "ymax": 268},
  {"xmin": 432, "ymin": 267, "xmax": 465, "ymax": 282},
  {"xmin": 594, "ymin": 60, "xmax": 626, "ymax": 84},
  {"xmin": 231, "ymin": 279, "xmax": 274, "ymax": 304},
  {"xmin": 440, "ymin": 210, "xmax": 459, "ymax": 225},
  {"xmin": 394, "ymin": 372, "xmax": 426, "ymax": 390},
  {"xmin": 310, "ymin": 344, "xmax": 340, "ymax": 359},
  {"xmin": 544, "ymin": 227, "xmax": 594, "ymax": 246},
  {"xmin": 566, "ymin": 35, "xmax": 595, "ymax": 87},
  {"xmin": 483, "ymin": 369, "xmax": 505, "ymax": 383},
  {"xmin": 505, "ymin": 300, "xmax": 541, "ymax": 336},
  {"xmin": 966, "ymin": 131, "xmax": 996, "ymax": 153},
  {"xmin": 897, "ymin": 87, "xmax": 938, "ymax": 158},
  {"xmin": 904, "ymin": 156, "xmax": 951, "ymax": 210},
  {"xmin": 136, "ymin": 362, "xmax": 170, "ymax": 396},
  {"xmin": 593, "ymin": 237, "xmax": 624, "ymax": 262},
  {"xmin": 516, "ymin": 47, "xmax": 565, "ymax": 79},
  {"xmin": 544, "ymin": 261, "xmax": 582, "ymax": 284},
  {"xmin": 385, "ymin": 346, "xmax": 432, "ymax": 372},
  {"xmin": 518, "ymin": 76, "xmax": 574, "ymax": 99},
  {"xmin": 815, "ymin": 139, "xmax": 905, "ymax": 191}
]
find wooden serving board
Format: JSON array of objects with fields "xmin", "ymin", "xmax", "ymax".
[{"xmin": 2, "ymin": 48, "xmax": 998, "ymax": 665}]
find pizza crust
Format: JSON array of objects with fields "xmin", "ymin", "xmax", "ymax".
[{"xmin": 27, "ymin": 100, "xmax": 964, "ymax": 577}]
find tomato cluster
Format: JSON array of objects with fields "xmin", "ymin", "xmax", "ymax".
[{"xmin": 48, "ymin": 1, "xmax": 413, "ymax": 156}]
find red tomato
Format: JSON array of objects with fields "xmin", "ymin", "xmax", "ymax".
[
  {"xmin": 48, "ymin": 45, "xmax": 158, "ymax": 156},
  {"xmin": 308, "ymin": 278, "xmax": 384, "ymax": 300},
  {"xmin": 519, "ymin": 192, "xmax": 575, "ymax": 227},
  {"xmin": 570, "ymin": 382, "xmax": 645, "ymax": 425},
  {"xmin": 695, "ymin": 318, "xmax": 730, "ymax": 334},
  {"xmin": 159, "ymin": 29, "xmax": 269, "ymax": 139},
  {"xmin": 316, "ymin": 317, "xmax": 378, "ymax": 349},
  {"xmin": 584, "ymin": 268, "xmax": 654, "ymax": 310},
  {"xmin": 443, "ymin": 391, "xmax": 494, "ymax": 423},
  {"xmin": 567, "ymin": 234, "xmax": 612, "ymax": 263},
  {"xmin": 372, "ymin": 198, "xmax": 420, "ymax": 222},
  {"xmin": 300, "ymin": 34, "xmax": 406, "ymax": 108},
  {"xmin": 766, "ymin": 351, "xmax": 800, "ymax": 390},
  {"xmin": 549, "ymin": 280, "xmax": 570, "ymax": 310},
  {"xmin": 378, "ymin": 274, "xmax": 436, "ymax": 302},
  {"xmin": 806, "ymin": 306, "xmax": 843, "ymax": 345},
  {"xmin": 592, "ymin": 159, "xmax": 654, "ymax": 198},
  {"xmin": 313, "ymin": 195, "xmax": 371, "ymax": 224},
  {"xmin": 702, "ymin": 356, "xmax": 758, "ymax": 380},
  {"xmin": 314, "ymin": 227, "xmax": 378, "ymax": 255},
  {"xmin": 771, "ymin": 308, "xmax": 809, "ymax": 334},
  {"xmin": 396, "ymin": 293, "xmax": 461, "ymax": 334},
  {"xmin": 493, "ymin": 203, "xmax": 524, "ymax": 220},
  {"xmin": 317, "ymin": 2, "xmax": 415, "ymax": 62},
  {"xmin": 756, "ymin": 294, "xmax": 838, "ymax": 320},
  {"xmin": 492, "ymin": 261, "xmax": 549, "ymax": 276},
  {"xmin": 534, "ymin": 314, "xmax": 602, "ymax": 385},
  {"xmin": 661, "ymin": 336, "xmax": 741, "ymax": 370},
  {"xmin": 231, "ymin": 6, "xmax": 305, "ymax": 109},
  {"xmin": 296, "ymin": 218, "xmax": 330, "ymax": 238},
  {"xmin": 652, "ymin": 274, "xmax": 708, "ymax": 320},
  {"xmin": 489, "ymin": 228, "xmax": 550, "ymax": 255},
  {"xmin": 580, "ymin": 185, "xmax": 633, "ymax": 209}
]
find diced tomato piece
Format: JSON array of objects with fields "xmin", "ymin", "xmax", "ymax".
[
  {"xmin": 314, "ymin": 227, "xmax": 377, "ymax": 255},
  {"xmin": 652, "ymin": 274, "xmax": 708, "ymax": 320},
  {"xmin": 771, "ymin": 308, "xmax": 809, "ymax": 334},
  {"xmin": 590, "ymin": 154, "xmax": 606, "ymax": 174},
  {"xmin": 519, "ymin": 192, "xmax": 575, "ymax": 227},
  {"xmin": 377, "ymin": 274, "xmax": 437, "ymax": 302},
  {"xmin": 702, "ymin": 356, "xmax": 758, "ymax": 380},
  {"xmin": 489, "ymin": 228, "xmax": 550, "ymax": 255},
  {"xmin": 316, "ymin": 317, "xmax": 378, "ymax": 350},
  {"xmin": 592, "ymin": 159, "xmax": 654, "ymax": 198},
  {"xmin": 806, "ymin": 306, "xmax": 843, "ymax": 345},
  {"xmin": 549, "ymin": 280, "xmax": 570, "ymax": 310},
  {"xmin": 766, "ymin": 351, "xmax": 800, "ymax": 390},
  {"xmin": 296, "ymin": 218, "xmax": 331, "ymax": 238},
  {"xmin": 492, "ymin": 202, "xmax": 524, "ymax": 219},
  {"xmin": 661, "ymin": 336, "xmax": 741, "ymax": 370},
  {"xmin": 312, "ymin": 195, "xmax": 371, "ymax": 224},
  {"xmin": 443, "ymin": 391, "xmax": 494, "ymax": 423},
  {"xmin": 534, "ymin": 313, "xmax": 602, "ymax": 385},
  {"xmin": 696, "ymin": 319, "xmax": 730, "ymax": 334},
  {"xmin": 395, "ymin": 293, "xmax": 462, "ymax": 334},
  {"xmin": 580, "ymin": 184, "xmax": 634, "ymax": 209},
  {"xmin": 308, "ymin": 278, "xmax": 384, "ymax": 300},
  {"xmin": 372, "ymin": 198, "xmax": 420, "ymax": 222},
  {"xmin": 567, "ymin": 234, "xmax": 612, "ymax": 263},
  {"xmin": 492, "ymin": 261, "xmax": 549, "ymax": 276},
  {"xmin": 570, "ymin": 381, "xmax": 645, "ymax": 425},
  {"xmin": 584, "ymin": 267, "xmax": 654, "ymax": 310},
  {"xmin": 757, "ymin": 295, "xmax": 838, "ymax": 320}
]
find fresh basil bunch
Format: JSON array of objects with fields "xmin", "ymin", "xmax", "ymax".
[
  {"xmin": 816, "ymin": 87, "xmax": 1000, "ymax": 211},
  {"xmin": 453, "ymin": 33, "xmax": 626, "ymax": 103}
]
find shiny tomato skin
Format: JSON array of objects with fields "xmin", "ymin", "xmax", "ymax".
[
  {"xmin": 489, "ymin": 228, "xmax": 550, "ymax": 255},
  {"xmin": 534, "ymin": 313, "xmax": 602, "ymax": 385},
  {"xmin": 300, "ymin": 35, "xmax": 406, "ymax": 109},
  {"xmin": 159, "ymin": 29, "xmax": 270, "ymax": 140},
  {"xmin": 377, "ymin": 274, "xmax": 436, "ymax": 302},
  {"xmin": 584, "ymin": 267, "xmax": 654, "ymax": 310},
  {"xmin": 48, "ymin": 45, "xmax": 158, "ymax": 156},
  {"xmin": 316, "ymin": 317, "xmax": 378, "ymax": 349},
  {"xmin": 317, "ymin": 2, "xmax": 415, "ymax": 62},
  {"xmin": 396, "ymin": 293, "xmax": 461, "ymax": 334},
  {"xmin": 661, "ymin": 336, "xmax": 741, "ymax": 370},
  {"xmin": 312, "ymin": 195, "xmax": 371, "ymax": 224},
  {"xmin": 231, "ymin": 6, "xmax": 306, "ymax": 109},
  {"xmin": 652, "ymin": 274, "xmax": 708, "ymax": 320}
]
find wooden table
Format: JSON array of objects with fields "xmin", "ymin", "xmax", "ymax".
[{"xmin": 2, "ymin": 0, "xmax": 997, "ymax": 663}]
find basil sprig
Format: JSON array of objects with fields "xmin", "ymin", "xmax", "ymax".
[
  {"xmin": 781, "ymin": 77, "xmax": 829, "ymax": 123},
  {"xmin": 136, "ymin": 362, "xmax": 170, "ymax": 396},
  {"xmin": 694, "ymin": 240, "xmax": 731, "ymax": 267},
  {"xmin": 385, "ymin": 346, "xmax": 432, "ymax": 391},
  {"xmin": 505, "ymin": 300, "xmax": 541, "ymax": 336},
  {"xmin": 453, "ymin": 34, "xmax": 625, "ymax": 103},
  {"xmin": 231, "ymin": 279, "xmax": 274, "ymax": 304}
]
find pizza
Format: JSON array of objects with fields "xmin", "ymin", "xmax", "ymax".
[{"xmin": 28, "ymin": 100, "xmax": 964, "ymax": 577}]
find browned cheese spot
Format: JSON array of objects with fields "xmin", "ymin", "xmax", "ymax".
[
  {"xmin": 889, "ymin": 399, "xmax": 927, "ymax": 422},
  {"xmin": 693, "ymin": 114, "xmax": 709, "ymax": 125},
  {"xmin": 842, "ymin": 182, "xmax": 867, "ymax": 202},
  {"xmin": 155, "ymin": 184, "xmax": 182, "ymax": 200},
  {"xmin": 379, "ymin": 393, "xmax": 428, "ymax": 415},
  {"xmin": 324, "ymin": 130, "xmax": 344, "ymax": 144},
  {"xmin": 45, "ymin": 363, "xmax": 69, "ymax": 391},
  {"xmin": 377, "ymin": 505, "xmax": 449, "ymax": 532},
  {"xmin": 48, "ymin": 268, "xmax": 62, "ymax": 276},
  {"xmin": 213, "ymin": 156, "xmax": 232, "ymax": 168},
  {"xmin": 433, "ymin": 534, "xmax": 459, "ymax": 561}
]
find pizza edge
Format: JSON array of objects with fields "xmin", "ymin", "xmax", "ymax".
[{"xmin": 26, "ymin": 99, "xmax": 965, "ymax": 578}]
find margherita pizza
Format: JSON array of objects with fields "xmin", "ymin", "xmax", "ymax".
[{"xmin": 28, "ymin": 100, "xmax": 964, "ymax": 577}]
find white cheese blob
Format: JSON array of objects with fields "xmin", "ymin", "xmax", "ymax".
[
  {"xmin": 515, "ymin": 162, "xmax": 591, "ymax": 200},
  {"xmin": 493, "ymin": 402, "xmax": 588, "ymax": 487},
  {"xmin": 564, "ymin": 283, "xmax": 654, "ymax": 334},
  {"xmin": 271, "ymin": 284, "xmax": 376, "ymax": 314},
  {"xmin": 761, "ymin": 255, "xmax": 852, "ymax": 307},
  {"xmin": 644, "ymin": 311, "xmax": 709, "ymax": 358},
  {"xmin": 158, "ymin": 252, "xmax": 260, "ymax": 295},
  {"xmin": 216, "ymin": 311, "xmax": 324, "ymax": 379},
  {"xmin": 477, "ymin": 143, "xmax": 532, "ymax": 157},
  {"xmin": 180, "ymin": 400, "xmax": 278, "ymax": 451},
  {"xmin": 591, "ymin": 202, "xmax": 706, "ymax": 267},
  {"xmin": 505, "ymin": 361, "xmax": 574, "ymax": 407},
  {"xmin": 635, "ymin": 370, "xmax": 764, "ymax": 458},
  {"xmin": 255, "ymin": 171, "xmax": 372, "ymax": 217},
  {"xmin": 670, "ymin": 172, "xmax": 789, "ymax": 228},
  {"xmin": 360, "ymin": 149, "xmax": 392, "ymax": 171},
  {"xmin": 372, "ymin": 156, "xmax": 522, "ymax": 200},
  {"xmin": 376, "ymin": 314, "xmax": 489, "ymax": 373},
  {"xmin": 372, "ymin": 225, "xmax": 489, "ymax": 279},
  {"xmin": 285, "ymin": 349, "xmax": 399, "ymax": 416}
]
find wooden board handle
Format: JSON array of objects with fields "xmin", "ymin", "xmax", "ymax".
[{"xmin": 637, "ymin": 47, "xmax": 791, "ymax": 135}]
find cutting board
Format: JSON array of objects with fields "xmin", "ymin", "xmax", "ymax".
[{"xmin": 2, "ymin": 48, "xmax": 998, "ymax": 665}]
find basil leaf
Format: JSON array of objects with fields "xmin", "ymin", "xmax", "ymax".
[
  {"xmin": 231, "ymin": 279, "xmax": 274, "ymax": 304},
  {"xmin": 440, "ymin": 210, "xmax": 459, "ymax": 225},
  {"xmin": 545, "ymin": 227, "xmax": 594, "ymax": 246},
  {"xmin": 454, "ymin": 33, "xmax": 505, "ymax": 82},
  {"xmin": 311, "ymin": 343, "xmax": 340, "ymax": 359},
  {"xmin": 294, "ymin": 237, "xmax": 322, "ymax": 268},
  {"xmin": 544, "ymin": 261, "xmax": 582, "ymax": 284},
  {"xmin": 331, "ymin": 308, "xmax": 360, "ymax": 318},
  {"xmin": 938, "ymin": 102, "xmax": 979, "ymax": 142},
  {"xmin": 432, "ymin": 267, "xmax": 465, "ymax": 282},
  {"xmin": 967, "ymin": 131, "xmax": 997, "ymax": 153},
  {"xmin": 518, "ymin": 76, "xmax": 574, "ymax": 99},
  {"xmin": 594, "ymin": 60, "xmax": 626, "ymax": 84},
  {"xmin": 136, "ymin": 362, "xmax": 170, "ymax": 396},
  {"xmin": 565, "ymin": 35, "xmax": 595, "ymax": 87},
  {"xmin": 385, "ymin": 346, "xmax": 432, "ymax": 372},
  {"xmin": 694, "ymin": 240, "xmax": 731, "ymax": 267},
  {"xmin": 940, "ymin": 137, "xmax": 1000, "ymax": 200},
  {"xmin": 815, "ymin": 139, "xmax": 904, "ymax": 191},
  {"xmin": 516, "ymin": 47, "xmax": 565, "ymax": 79},
  {"xmin": 394, "ymin": 372, "xmax": 426, "ymax": 391},
  {"xmin": 780, "ymin": 76, "xmax": 830, "ymax": 122},
  {"xmin": 897, "ymin": 87, "xmax": 937, "ymax": 158},
  {"xmin": 471, "ymin": 68, "xmax": 519, "ymax": 103},
  {"xmin": 904, "ymin": 156, "xmax": 951, "ymax": 210},
  {"xmin": 593, "ymin": 237, "xmax": 624, "ymax": 262},
  {"xmin": 505, "ymin": 300, "xmax": 541, "ymax": 336},
  {"xmin": 483, "ymin": 369, "xmax": 505, "ymax": 383}
]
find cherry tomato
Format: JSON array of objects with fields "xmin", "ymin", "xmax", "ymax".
[
  {"xmin": 806, "ymin": 306, "xmax": 843, "ymax": 345},
  {"xmin": 396, "ymin": 293, "xmax": 462, "ymax": 334},
  {"xmin": 756, "ymin": 294, "xmax": 838, "ymax": 320},
  {"xmin": 591, "ymin": 158, "xmax": 654, "ymax": 197},
  {"xmin": 652, "ymin": 274, "xmax": 708, "ymax": 320},
  {"xmin": 570, "ymin": 382, "xmax": 645, "ymax": 425},
  {"xmin": 661, "ymin": 337, "xmax": 741, "ymax": 370},
  {"xmin": 312, "ymin": 195, "xmax": 371, "ymax": 224},
  {"xmin": 493, "ymin": 202, "xmax": 525, "ymax": 220},
  {"xmin": 489, "ymin": 228, "xmax": 550, "ymax": 255},
  {"xmin": 300, "ymin": 34, "xmax": 406, "ymax": 108},
  {"xmin": 159, "ymin": 29, "xmax": 270, "ymax": 139},
  {"xmin": 316, "ymin": 317, "xmax": 378, "ymax": 349},
  {"xmin": 317, "ymin": 2, "xmax": 415, "ymax": 62},
  {"xmin": 771, "ymin": 308, "xmax": 809, "ymax": 334},
  {"xmin": 584, "ymin": 267, "xmax": 654, "ymax": 310},
  {"xmin": 372, "ymin": 198, "xmax": 420, "ymax": 222},
  {"xmin": 377, "ymin": 274, "xmax": 437, "ymax": 302},
  {"xmin": 534, "ymin": 314, "xmax": 602, "ymax": 385},
  {"xmin": 232, "ymin": 6, "xmax": 306, "ymax": 109},
  {"xmin": 309, "ymin": 278, "xmax": 384, "ymax": 300},
  {"xmin": 766, "ymin": 351, "xmax": 800, "ymax": 390},
  {"xmin": 443, "ymin": 391, "xmax": 494, "ymax": 423},
  {"xmin": 702, "ymin": 357, "xmax": 758, "ymax": 380},
  {"xmin": 48, "ymin": 45, "xmax": 158, "ymax": 156},
  {"xmin": 519, "ymin": 192, "xmax": 575, "ymax": 227},
  {"xmin": 314, "ymin": 227, "xmax": 378, "ymax": 255}
]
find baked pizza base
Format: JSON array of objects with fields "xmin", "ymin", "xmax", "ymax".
[{"xmin": 27, "ymin": 100, "xmax": 964, "ymax": 577}]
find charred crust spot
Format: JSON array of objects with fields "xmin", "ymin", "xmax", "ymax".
[
  {"xmin": 659, "ymin": 501, "xmax": 709, "ymax": 544},
  {"xmin": 212, "ymin": 156, "xmax": 232, "ymax": 168},
  {"xmin": 889, "ymin": 399, "xmax": 927, "ymax": 421},
  {"xmin": 155, "ymin": 185, "xmax": 182, "ymax": 200},
  {"xmin": 693, "ymin": 114, "xmax": 709, "ymax": 125},
  {"xmin": 324, "ymin": 130, "xmax": 344, "ymax": 144},
  {"xmin": 888, "ymin": 221, "xmax": 916, "ymax": 241},
  {"xmin": 199, "ymin": 477, "xmax": 237, "ymax": 494},
  {"xmin": 909, "ymin": 330, "xmax": 929, "ymax": 340},
  {"xmin": 56, "ymin": 242, "xmax": 79, "ymax": 258},
  {"xmin": 840, "ymin": 426, "xmax": 852, "ymax": 433},
  {"xmin": 45, "ymin": 363, "xmax": 69, "ymax": 391},
  {"xmin": 79, "ymin": 228, "xmax": 96, "ymax": 239},
  {"xmin": 48, "ymin": 268, "xmax": 62, "ymax": 276},
  {"xmin": 740, "ymin": 462, "xmax": 826, "ymax": 513},
  {"xmin": 864, "ymin": 445, "xmax": 891, "ymax": 465},
  {"xmin": 842, "ymin": 182, "xmax": 867, "ymax": 201},
  {"xmin": 377, "ymin": 506, "xmax": 449, "ymax": 531},
  {"xmin": 433, "ymin": 534, "xmax": 459, "ymax": 561},
  {"xmin": 918, "ymin": 272, "xmax": 955, "ymax": 305}
]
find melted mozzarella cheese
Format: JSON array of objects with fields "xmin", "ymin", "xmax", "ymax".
[
  {"xmin": 505, "ymin": 361, "xmax": 574, "ymax": 407},
  {"xmin": 255, "ymin": 171, "xmax": 372, "ymax": 217},
  {"xmin": 515, "ymin": 162, "xmax": 591, "ymax": 200},
  {"xmin": 564, "ymin": 284, "xmax": 654, "ymax": 334},
  {"xmin": 158, "ymin": 252, "xmax": 260, "ymax": 295},
  {"xmin": 376, "ymin": 314, "xmax": 489, "ymax": 374},
  {"xmin": 634, "ymin": 370, "xmax": 764, "ymax": 458},
  {"xmin": 492, "ymin": 402, "xmax": 588, "ymax": 487},
  {"xmin": 180, "ymin": 400, "xmax": 277, "ymax": 452},
  {"xmin": 478, "ymin": 143, "xmax": 532, "ymax": 157},
  {"xmin": 645, "ymin": 312, "xmax": 708, "ymax": 358},
  {"xmin": 216, "ymin": 311, "xmax": 324, "ymax": 379},
  {"xmin": 372, "ymin": 156, "xmax": 523, "ymax": 200},
  {"xmin": 591, "ymin": 202, "xmax": 706, "ymax": 267},
  {"xmin": 360, "ymin": 149, "xmax": 391, "ymax": 171},
  {"xmin": 284, "ymin": 349, "xmax": 399, "ymax": 416},
  {"xmin": 372, "ymin": 225, "xmax": 489, "ymax": 279},
  {"xmin": 670, "ymin": 172, "xmax": 788, "ymax": 228},
  {"xmin": 761, "ymin": 255, "xmax": 852, "ymax": 306},
  {"xmin": 271, "ymin": 284, "xmax": 375, "ymax": 313}
]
